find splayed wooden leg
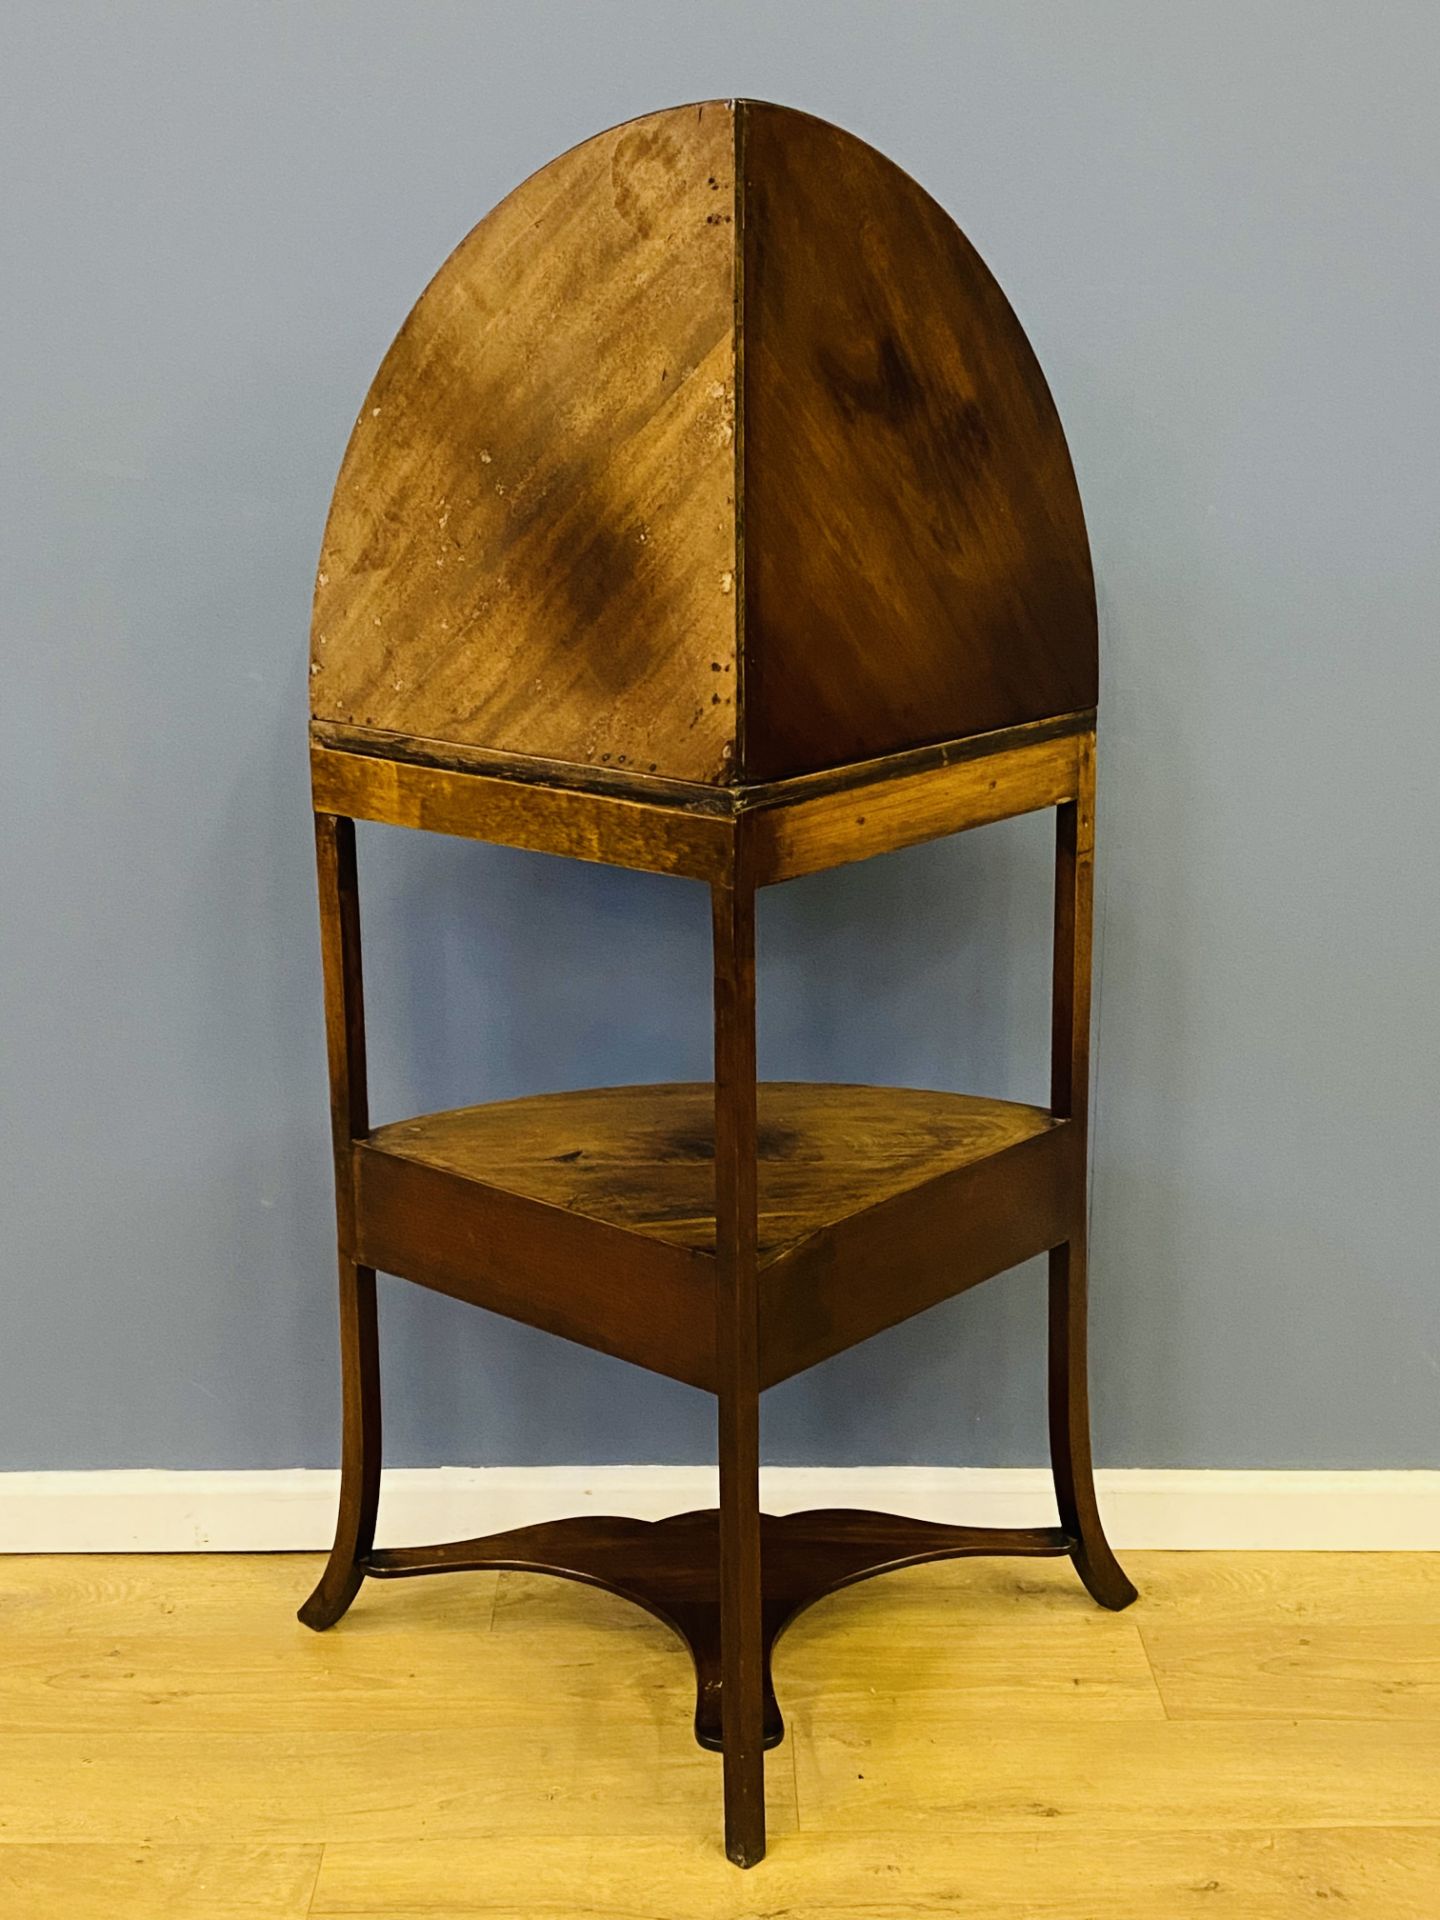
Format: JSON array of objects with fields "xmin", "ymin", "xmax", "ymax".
[
  {"xmin": 1048, "ymin": 1237, "xmax": 1137, "ymax": 1611},
  {"xmin": 1047, "ymin": 752, "xmax": 1137, "ymax": 1614},
  {"xmin": 299, "ymin": 1256, "xmax": 381, "ymax": 1630}
]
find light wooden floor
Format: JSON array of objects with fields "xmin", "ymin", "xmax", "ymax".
[{"xmin": 1, "ymin": 1550, "xmax": 1437, "ymax": 1917}]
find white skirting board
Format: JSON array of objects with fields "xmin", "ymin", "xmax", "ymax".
[{"xmin": 1, "ymin": 1466, "xmax": 1437, "ymax": 1553}]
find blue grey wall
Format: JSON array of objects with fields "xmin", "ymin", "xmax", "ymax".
[{"xmin": 3, "ymin": 2, "xmax": 1436, "ymax": 1473}]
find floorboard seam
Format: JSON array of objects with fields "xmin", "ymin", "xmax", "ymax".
[{"xmin": 1134, "ymin": 1623, "xmax": 1172, "ymax": 1721}]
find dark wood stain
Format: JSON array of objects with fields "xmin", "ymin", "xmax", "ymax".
[
  {"xmin": 359, "ymin": 1081, "xmax": 1053, "ymax": 1260},
  {"xmin": 352, "ymin": 1144, "xmax": 718, "ymax": 1393},
  {"xmin": 361, "ymin": 1506, "xmax": 1073, "ymax": 1753},
  {"xmin": 300, "ymin": 104, "xmax": 1132, "ymax": 1872},
  {"xmin": 310, "ymin": 100, "xmax": 1096, "ymax": 798},
  {"xmin": 760, "ymin": 1121, "xmax": 1077, "ymax": 1388},
  {"xmin": 739, "ymin": 100, "xmax": 1097, "ymax": 779},
  {"xmin": 310, "ymin": 101, "xmax": 739, "ymax": 783}
]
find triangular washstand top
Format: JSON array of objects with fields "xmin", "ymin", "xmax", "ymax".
[{"xmin": 310, "ymin": 100, "xmax": 1096, "ymax": 789}]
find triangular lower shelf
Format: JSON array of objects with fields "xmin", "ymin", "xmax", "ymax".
[
  {"xmin": 363, "ymin": 1082, "xmax": 1055, "ymax": 1260},
  {"xmin": 350, "ymin": 1083, "xmax": 1074, "ymax": 1393}
]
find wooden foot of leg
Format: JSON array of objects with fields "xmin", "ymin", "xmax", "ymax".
[
  {"xmin": 299, "ymin": 1258, "xmax": 381, "ymax": 1631},
  {"xmin": 1048, "ymin": 1239, "xmax": 1137, "ymax": 1611}
]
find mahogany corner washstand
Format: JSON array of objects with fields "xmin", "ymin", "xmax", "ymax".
[{"xmin": 299, "ymin": 100, "xmax": 1136, "ymax": 1867}]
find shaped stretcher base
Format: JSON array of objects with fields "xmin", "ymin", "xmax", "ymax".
[{"xmin": 303, "ymin": 1506, "xmax": 1085, "ymax": 1749}]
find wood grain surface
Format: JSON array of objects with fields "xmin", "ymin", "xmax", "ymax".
[
  {"xmin": 4, "ymin": 1551, "xmax": 1437, "ymax": 1916},
  {"xmin": 309, "ymin": 101, "xmax": 1097, "ymax": 796},
  {"xmin": 293, "ymin": 97, "xmax": 1127, "ymax": 1882},
  {"xmin": 761, "ymin": 1121, "xmax": 1073, "ymax": 1387},
  {"xmin": 354, "ymin": 1507, "xmax": 1074, "ymax": 1757},
  {"xmin": 747, "ymin": 722, "xmax": 1084, "ymax": 883},
  {"xmin": 310, "ymin": 719, "xmax": 1088, "ymax": 885},
  {"xmin": 361, "ymin": 1081, "xmax": 1056, "ymax": 1261},
  {"xmin": 351, "ymin": 1141, "xmax": 717, "ymax": 1391},
  {"xmin": 311, "ymin": 102, "xmax": 739, "ymax": 783},
  {"xmin": 740, "ymin": 101, "xmax": 1096, "ymax": 779},
  {"xmin": 310, "ymin": 739, "xmax": 734, "ymax": 880}
]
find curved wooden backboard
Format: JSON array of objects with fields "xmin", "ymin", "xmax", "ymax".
[
  {"xmin": 311, "ymin": 101, "xmax": 1096, "ymax": 790},
  {"xmin": 310, "ymin": 102, "xmax": 740, "ymax": 784},
  {"xmin": 740, "ymin": 103, "xmax": 1096, "ymax": 781}
]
